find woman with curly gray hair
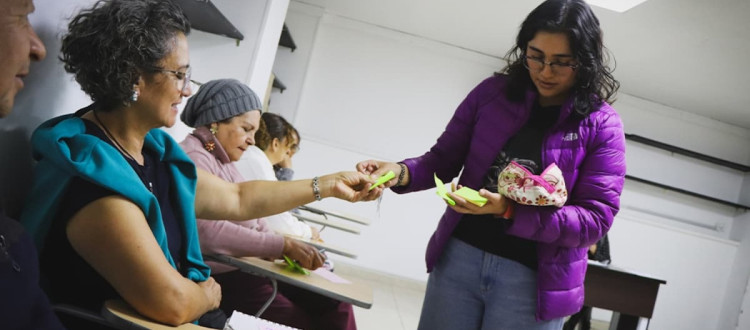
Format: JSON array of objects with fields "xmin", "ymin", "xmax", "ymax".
[{"xmin": 19, "ymin": 0, "xmax": 381, "ymax": 328}]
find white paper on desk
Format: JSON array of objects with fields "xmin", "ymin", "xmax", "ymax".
[
  {"xmin": 224, "ymin": 310, "xmax": 299, "ymax": 330},
  {"xmin": 313, "ymin": 268, "xmax": 352, "ymax": 284}
]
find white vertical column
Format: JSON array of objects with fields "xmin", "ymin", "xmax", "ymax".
[
  {"xmin": 244, "ymin": 0, "xmax": 290, "ymax": 100},
  {"xmin": 168, "ymin": 0, "xmax": 290, "ymax": 141}
]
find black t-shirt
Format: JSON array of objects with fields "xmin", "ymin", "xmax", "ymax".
[
  {"xmin": 40, "ymin": 116, "xmax": 184, "ymax": 312},
  {"xmin": 452, "ymin": 102, "xmax": 560, "ymax": 270}
]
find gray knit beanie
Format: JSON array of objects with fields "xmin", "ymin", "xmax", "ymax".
[{"xmin": 181, "ymin": 79, "xmax": 262, "ymax": 128}]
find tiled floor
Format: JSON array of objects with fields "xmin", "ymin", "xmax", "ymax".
[
  {"xmin": 335, "ymin": 263, "xmax": 425, "ymax": 330},
  {"xmin": 336, "ymin": 263, "xmax": 610, "ymax": 330}
]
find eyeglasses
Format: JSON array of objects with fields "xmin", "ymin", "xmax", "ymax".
[
  {"xmin": 289, "ymin": 143, "xmax": 300, "ymax": 154},
  {"xmin": 150, "ymin": 66, "xmax": 192, "ymax": 93},
  {"xmin": 522, "ymin": 55, "xmax": 578, "ymax": 75}
]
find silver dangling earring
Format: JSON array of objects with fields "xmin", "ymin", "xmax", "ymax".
[{"xmin": 131, "ymin": 89, "xmax": 139, "ymax": 102}]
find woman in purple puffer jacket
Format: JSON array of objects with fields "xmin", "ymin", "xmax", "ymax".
[{"xmin": 356, "ymin": 0, "xmax": 625, "ymax": 329}]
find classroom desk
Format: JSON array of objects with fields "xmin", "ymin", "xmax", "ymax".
[
  {"xmin": 299, "ymin": 205, "xmax": 371, "ymax": 225},
  {"xmin": 292, "ymin": 212, "xmax": 362, "ymax": 235},
  {"xmin": 205, "ymin": 255, "xmax": 373, "ymax": 312},
  {"xmin": 286, "ymin": 235, "xmax": 358, "ymax": 259},
  {"xmin": 584, "ymin": 261, "xmax": 667, "ymax": 330},
  {"xmin": 102, "ymin": 300, "xmax": 208, "ymax": 329}
]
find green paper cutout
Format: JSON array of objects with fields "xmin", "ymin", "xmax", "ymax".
[
  {"xmin": 283, "ymin": 255, "xmax": 311, "ymax": 275},
  {"xmin": 434, "ymin": 174, "xmax": 456, "ymax": 206},
  {"xmin": 454, "ymin": 187, "xmax": 488, "ymax": 207},
  {"xmin": 369, "ymin": 170, "xmax": 396, "ymax": 191},
  {"xmin": 434, "ymin": 173, "xmax": 487, "ymax": 207}
]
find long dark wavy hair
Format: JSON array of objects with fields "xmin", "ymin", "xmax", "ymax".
[
  {"xmin": 60, "ymin": 0, "xmax": 190, "ymax": 111},
  {"xmin": 500, "ymin": 0, "xmax": 619, "ymax": 115}
]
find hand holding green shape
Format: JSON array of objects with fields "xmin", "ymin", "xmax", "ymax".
[
  {"xmin": 434, "ymin": 174, "xmax": 456, "ymax": 205},
  {"xmin": 434, "ymin": 173, "xmax": 487, "ymax": 207},
  {"xmin": 369, "ymin": 170, "xmax": 395, "ymax": 191},
  {"xmin": 283, "ymin": 255, "xmax": 310, "ymax": 275},
  {"xmin": 455, "ymin": 187, "xmax": 488, "ymax": 207}
]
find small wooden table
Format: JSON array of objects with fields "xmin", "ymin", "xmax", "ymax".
[{"xmin": 584, "ymin": 261, "xmax": 667, "ymax": 330}]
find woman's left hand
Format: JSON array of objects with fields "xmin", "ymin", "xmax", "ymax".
[
  {"xmin": 311, "ymin": 227, "xmax": 323, "ymax": 242},
  {"xmin": 320, "ymin": 171, "xmax": 383, "ymax": 202},
  {"xmin": 277, "ymin": 153, "xmax": 293, "ymax": 169},
  {"xmin": 446, "ymin": 183, "xmax": 509, "ymax": 216}
]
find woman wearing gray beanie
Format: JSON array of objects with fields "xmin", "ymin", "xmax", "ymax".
[{"xmin": 179, "ymin": 79, "xmax": 357, "ymax": 330}]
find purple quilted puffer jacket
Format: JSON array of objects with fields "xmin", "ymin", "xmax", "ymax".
[{"xmin": 392, "ymin": 74, "xmax": 626, "ymax": 320}]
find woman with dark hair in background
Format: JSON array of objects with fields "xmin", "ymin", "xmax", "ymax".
[
  {"xmin": 19, "ymin": 0, "xmax": 379, "ymax": 328},
  {"xmin": 235, "ymin": 112, "xmax": 320, "ymax": 240},
  {"xmin": 179, "ymin": 79, "xmax": 356, "ymax": 330},
  {"xmin": 273, "ymin": 119, "xmax": 301, "ymax": 182},
  {"xmin": 356, "ymin": 0, "xmax": 625, "ymax": 329}
]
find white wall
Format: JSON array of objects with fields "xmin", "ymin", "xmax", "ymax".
[
  {"xmin": 268, "ymin": 3, "xmax": 325, "ymax": 121},
  {"xmin": 271, "ymin": 3, "xmax": 750, "ymax": 329},
  {"xmin": 164, "ymin": 0, "xmax": 289, "ymax": 142},
  {"xmin": 722, "ymin": 177, "xmax": 750, "ymax": 330},
  {"xmin": 726, "ymin": 211, "xmax": 750, "ymax": 330},
  {"xmin": 608, "ymin": 211, "xmax": 738, "ymax": 330}
]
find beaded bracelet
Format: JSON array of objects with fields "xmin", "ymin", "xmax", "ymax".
[
  {"xmin": 312, "ymin": 176, "xmax": 322, "ymax": 201},
  {"xmin": 396, "ymin": 163, "xmax": 407, "ymax": 187}
]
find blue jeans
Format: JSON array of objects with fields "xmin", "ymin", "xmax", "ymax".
[{"xmin": 417, "ymin": 238, "xmax": 564, "ymax": 330}]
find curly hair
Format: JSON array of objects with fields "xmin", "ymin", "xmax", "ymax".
[
  {"xmin": 254, "ymin": 112, "xmax": 297, "ymax": 151},
  {"xmin": 499, "ymin": 0, "xmax": 619, "ymax": 116},
  {"xmin": 60, "ymin": 0, "xmax": 190, "ymax": 111}
]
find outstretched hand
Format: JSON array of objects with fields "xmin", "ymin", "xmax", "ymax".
[
  {"xmin": 356, "ymin": 159, "xmax": 403, "ymax": 189},
  {"xmin": 446, "ymin": 183, "xmax": 509, "ymax": 216},
  {"xmin": 320, "ymin": 171, "xmax": 382, "ymax": 202}
]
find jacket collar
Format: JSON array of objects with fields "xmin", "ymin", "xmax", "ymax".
[
  {"xmin": 190, "ymin": 126, "xmax": 231, "ymax": 164},
  {"xmin": 523, "ymin": 87, "xmax": 577, "ymax": 126},
  {"xmin": 26, "ymin": 112, "xmax": 210, "ymax": 281},
  {"xmin": 32, "ymin": 112, "xmax": 194, "ymax": 168}
]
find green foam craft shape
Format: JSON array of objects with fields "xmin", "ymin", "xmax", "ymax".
[
  {"xmin": 369, "ymin": 170, "xmax": 396, "ymax": 191},
  {"xmin": 434, "ymin": 173, "xmax": 487, "ymax": 207}
]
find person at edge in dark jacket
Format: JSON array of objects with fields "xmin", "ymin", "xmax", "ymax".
[
  {"xmin": 0, "ymin": 0, "xmax": 64, "ymax": 328},
  {"xmin": 356, "ymin": 0, "xmax": 625, "ymax": 329}
]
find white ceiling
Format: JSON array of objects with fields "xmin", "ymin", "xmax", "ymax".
[{"xmin": 301, "ymin": 0, "xmax": 750, "ymax": 129}]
